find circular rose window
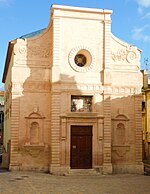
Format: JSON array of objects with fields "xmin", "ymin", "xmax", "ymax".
[{"xmin": 69, "ymin": 46, "xmax": 95, "ymax": 72}]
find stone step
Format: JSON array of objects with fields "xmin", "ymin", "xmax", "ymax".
[
  {"xmin": 66, "ymin": 169, "xmax": 102, "ymax": 176},
  {"xmin": 144, "ymin": 162, "xmax": 150, "ymax": 176}
]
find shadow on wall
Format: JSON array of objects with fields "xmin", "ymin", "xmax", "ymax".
[{"xmin": 3, "ymin": 33, "xmax": 143, "ymax": 172}]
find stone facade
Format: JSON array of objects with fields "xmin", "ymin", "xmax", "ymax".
[{"xmin": 2, "ymin": 5, "xmax": 143, "ymax": 174}]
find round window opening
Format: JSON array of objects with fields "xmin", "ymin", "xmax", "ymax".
[
  {"xmin": 74, "ymin": 54, "xmax": 87, "ymax": 67},
  {"xmin": 69, "ymin": 47, "xmax": 95, "ymax": 72}
]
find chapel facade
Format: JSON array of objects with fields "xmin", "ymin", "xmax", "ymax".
[{"xmin": 2, "ymin": 4, "xmax": 143, "ymax": 174}]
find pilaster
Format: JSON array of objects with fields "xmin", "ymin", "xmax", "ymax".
[
  {"xmin": 52, "ymin": 16, "xmax": 61, "ymax": 83},
  {"xmin": 102, "ymin": 18, "xmax": 112, "ymax": 174},
  {"xmin": 103, "ymin": 94, "xmax": 112, "ymax": 174},
  {"xmin": 103, "ymin": 19, "xmax": 112, "ymax": 85},
  {"xmin": 97, "ymin": 118, "xmax": 103, "ymax": 165},
  {"xmin": 50, "ymin": 91, "xmax": 61, "ymax": 172},
  {"xmin": 50, "ymin": 15, "xmax": 61, "ymax": 174},
  {"xmin": 134, "ymin": 95, "xmax": 143, "ymax": 162},
  {"xmin": 9, "ymin": 96, "xmax": 20, "ymax": 170}
]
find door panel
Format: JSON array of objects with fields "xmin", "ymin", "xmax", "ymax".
[{"xmin": 71, "ymin": 126, "xmax": 92, "ymax": 169}]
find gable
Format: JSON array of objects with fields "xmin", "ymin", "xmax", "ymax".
[{"xmin": 111, "ymin": 34, "xmax": 141, "ymax": 71}]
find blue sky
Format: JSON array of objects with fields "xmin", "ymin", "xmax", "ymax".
[{"xmin": 0, "ymin": 0, "xmax": 150, "ymax": 88}]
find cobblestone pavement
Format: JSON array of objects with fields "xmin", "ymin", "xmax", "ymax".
[{"xmin": 0, "ymin": 171, "xmax": 150, "ymax": 194}]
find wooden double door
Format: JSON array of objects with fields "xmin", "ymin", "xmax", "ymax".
[{"xmin": 70, "ymin": 126, "xmax": 92, "ymax": 169}]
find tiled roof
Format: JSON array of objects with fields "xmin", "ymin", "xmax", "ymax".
[{"xmin": 19, "ymin": 28, "xmax": 46, "ymax": 39}]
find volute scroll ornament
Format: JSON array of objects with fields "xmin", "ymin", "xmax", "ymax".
[
  {"xmin": 14, "ymin": 43, "xmax": 27, "ymax": 55},
  {"xmin": 14, "ymin": 41, "xmax": 51, "ymax": 59},
  {"xmin": 19, "ymin": 45, "xmax": 27, "ymax": 54},
  {"xmin": 126, "ymin": 51, "xmax": 136, "ymax": 63},
  {"xmin": 111, "ymin": 46, "xmax": 139, "ymax": 63}
]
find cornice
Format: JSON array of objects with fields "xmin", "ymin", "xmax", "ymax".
[
  {"xmin": 2, "ymin": 40, "xmax": 16, "ymax": 83},
  {"xmin": 51, "ymin": 4, "xmax": 113, "ymax": 15}
]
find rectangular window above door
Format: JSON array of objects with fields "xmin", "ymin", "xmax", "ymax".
[{"xmin": 71, "ymin": 95, "xmax": 92, "ymax": 112}]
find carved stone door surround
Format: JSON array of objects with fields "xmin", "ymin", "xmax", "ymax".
[{"xmin": 60, "ymin": 113, "xmax": 104, "ymax": 171}]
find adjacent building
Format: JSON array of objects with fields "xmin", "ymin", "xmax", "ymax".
[
  {"xmin": 2, "ymin": 5, "xmax": 143, "ymax": 174},
  {"xmin": 0, "ymin": 91, "xmax": 4, "ymax": 146},
  {"xmin": 142, "ymin": 70, "xmax": 150, "ymax": 160}
]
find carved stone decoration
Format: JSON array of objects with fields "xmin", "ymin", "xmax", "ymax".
[
  {"xmin": 14, "ymin": 42, "xmax": 51, "ymax": 59},
  {"xmin": 111, "ymin": 46, "xmax": 139, "ymax": 63},
  {"xmin": 27, "ymin": 44, "xmax": 51, "ymax": 58},
  {"xmin": 25, "ymin": 110, "xmax": 45, "ymax": 146},
  {"xmin": 112, "ymin": 114, "xmax": 129, "ymax": 145},
  {"xmin": 22, "ymin": 145, "xmax": 45, "ymax": 157},
  {"xmin": 126, "ymin": 51, "xmax": 136, "ymax": 63},
  {"xmin": 112, "ymin": 114, "xmax": 130, "ymax": 161},
  {"xmin": 112, "ymin": 113, "xmax": 129, "ymax": 122},
  {"xmin": 112, "ymin": 145, "xmax": 130, "ymax": 157},
  {"xmin": 18, "ymin": 45, "xmax": 27, "ymax": 54},
  {"xmin": 14, "ymin": 39, "xmax": 27, "ymax": 55}
]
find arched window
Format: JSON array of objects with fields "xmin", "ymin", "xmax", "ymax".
[{"xmin": 30, "ymin": 122, "xmax": 39, "ymax": 145}]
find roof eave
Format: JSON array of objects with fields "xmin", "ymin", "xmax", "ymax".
[{"xmin": 2, "ymin": 40, "xmax": 16, "ymax": 83}]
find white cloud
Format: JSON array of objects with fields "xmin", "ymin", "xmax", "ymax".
[
  {"xmin": 0, "ymin": 0, "xmax": 8, "ymax": 3},
  {"xmin": 0, "ymin": 0, "xmax": 11, "ymax": 6},
  {"xmin": 132, "ymin": 25, "xmax": 150, "ymax": 42},
  {"xmin": 142, "ymin": 12, "xmax": 150, "ymax": 18},
  {"xmin": 138, "ymin": 6, "xmax": 144, "ymax": 14},
  {"xmin": 136, "ymin": 0, "xmax": 150, "ymax": 8}
]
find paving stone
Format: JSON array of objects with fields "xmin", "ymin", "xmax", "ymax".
[{"xmin": 0, "ymin": 171, "xmax": 150, "ymax": 194}]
